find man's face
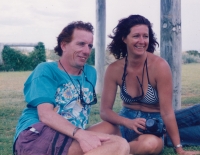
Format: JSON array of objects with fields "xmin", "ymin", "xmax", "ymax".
[{"xmin": 61, "ymin": 29, "xmax": 93, "ymax": 69}]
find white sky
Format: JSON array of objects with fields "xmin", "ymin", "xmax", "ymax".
[{"xmin": 0, "ymin": 0, "xmax": 200, "ymax": 51}]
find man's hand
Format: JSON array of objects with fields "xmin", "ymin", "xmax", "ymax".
[{"xmin": 74, "ymin": 129, "xmax": 110, "ymax": 153}]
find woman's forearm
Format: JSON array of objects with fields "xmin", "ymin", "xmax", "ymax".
[
  {"xmin": 162, "ymin": 112, "xmax": 181, "ymax": 146},
  {"xmin": 100, "ymin": 108, "xmax": 130, "ymax": 127}
]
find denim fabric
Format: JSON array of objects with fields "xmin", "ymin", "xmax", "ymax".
[
  {"xmin": 119, "ymin": 107, "xmax": 164, "ymax": 142},
  {"xmin": 166, "ymin": 104, "xmax": 200, "ymax": 146}
]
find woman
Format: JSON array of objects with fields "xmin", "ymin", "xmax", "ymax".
[{"xmin": 100, "ymin": 15, "xmax": 199, "ymax": 155}]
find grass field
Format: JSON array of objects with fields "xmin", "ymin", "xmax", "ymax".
[{"xmin": 0, "ymin": 63, "xmax": 200, "ymax": 155}]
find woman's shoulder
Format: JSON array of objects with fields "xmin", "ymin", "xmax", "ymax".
[
  {"xmin": 104, "ymin": 59, "xmax": 125, "ymax": 81},
  {"xmin": 148, "ymin": 53, "xmax": 172, "ymax": 79},
  {"xmin": 148, "ymin": 53, "xmax": 170, "ymax": 69},
  {"xmin": 107, "ymin": 58, "xmax": 125, "ymax": 71}
]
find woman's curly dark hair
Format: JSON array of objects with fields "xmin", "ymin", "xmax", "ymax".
[
  {"xmin": 54, "ymin": 21, "xmax": 94, "ymax": 56},
  {"xmin": 108, "ymin": 15, "xmax": 159, "ymax": 59}
]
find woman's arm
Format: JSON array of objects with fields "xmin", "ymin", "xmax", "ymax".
[
  {"xmin": 100, "ymin": 64, "xmax": 146, "ymax": 133},
  {"xmin": 155, "ymin": 58, "xmax": 184, "ymax": 153}
]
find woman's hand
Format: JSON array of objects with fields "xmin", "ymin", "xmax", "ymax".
[
  {"xmin": 176, "ymin": 148, "xmax": 200, "ymax": 155},
  {"xmin": 125, "ymin": 118, "xmax": 146, "ymax": 134}
]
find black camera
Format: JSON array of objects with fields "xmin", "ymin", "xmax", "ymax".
[{"xmin": 138, "ymin": 118, "xmax": 166, "ymax": 137}]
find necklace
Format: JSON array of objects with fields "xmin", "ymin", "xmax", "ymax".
[{"xmin": 59, "ymin": 60, "xmax": 82, "ymax": 104}]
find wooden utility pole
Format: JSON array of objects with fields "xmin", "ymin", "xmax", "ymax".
[
  {"xmin": 95, "ymin": 0, "xmax": 106, "ymax": 95},
  {"xmin": 160, "ymin": 0, "xmax": 182, "ymax": 110}
]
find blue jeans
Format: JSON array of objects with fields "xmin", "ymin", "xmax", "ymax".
[
  {"xmin": 165, "ymin": 104, "xmax": 200, "ymax": 146},
  {"xmin": 119, "ymin": 107, "xmax": 164, "ymax": 142}
]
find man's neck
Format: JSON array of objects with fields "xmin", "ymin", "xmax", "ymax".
[{"xmin": 58, "ymin": 59, "xmax": 82, "ymax": 75}]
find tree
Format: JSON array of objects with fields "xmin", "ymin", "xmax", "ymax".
[{"xmin": 29, "ymin": 42, "xmax": 46, "ymax": 69}]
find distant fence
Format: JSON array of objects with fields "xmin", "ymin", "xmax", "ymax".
[{"xmin": 0, "ymin": 43, "xmax": 38, "ymax": 65}]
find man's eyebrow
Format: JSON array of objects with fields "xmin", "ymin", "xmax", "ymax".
[{"xmin": 76, "ymin": 41, "xmax": 85, "ymax": 44}]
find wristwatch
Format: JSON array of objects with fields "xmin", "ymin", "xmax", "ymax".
[{"xmin": 174, "ymin": 144, "xmax": 182, "ymax": 149}]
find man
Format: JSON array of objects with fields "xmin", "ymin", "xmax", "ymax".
[
  {"xmin": 165, "ymin": 104, "xmax": 200, "ymax": 147},
  {"xmin": 13, "ymin": 21, "xmax": 130, "ymax": 155}
]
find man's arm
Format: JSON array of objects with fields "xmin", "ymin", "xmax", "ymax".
[{"xmin": 37, "ymin": 103, "xmax": 110, "ymax": 153}]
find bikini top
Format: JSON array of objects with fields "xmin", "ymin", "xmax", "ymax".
[{"xmin": 120, "ymin": 56, "xmax": 159, "ymax": 105}]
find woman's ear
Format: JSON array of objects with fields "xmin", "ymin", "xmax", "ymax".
[{"xmin": 122, "ymin": 37, "xmax": 127, "ymax": 44}]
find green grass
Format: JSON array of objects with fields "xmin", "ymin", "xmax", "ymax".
[
  {"xmin": 0, "ymin": 64, "xmax": 200, "ymax": 155},
  {"xmin": 181, "ymin": 63, "xmax": 200, "ymax": 106},
  {"xmin": 0, "ymin": 72, "xmax": 29, "ymax": 155}
]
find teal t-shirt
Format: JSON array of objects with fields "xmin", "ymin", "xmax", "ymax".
[{"xmin": 14, "ymin": 61, "xmax": 97, "ymax": 142}]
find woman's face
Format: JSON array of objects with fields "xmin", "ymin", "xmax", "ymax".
[{"xmin": 123, "ymin": 24, "xmax": 149, "ymax": 56}]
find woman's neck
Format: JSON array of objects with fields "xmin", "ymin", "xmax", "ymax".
[{"xmin": 127, "ymin": 52, "xmax": 148, "ymax": 67}]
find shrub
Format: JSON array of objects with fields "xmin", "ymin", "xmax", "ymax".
[
  {"xmin": 1, "ymin": 46, "xmax": 30, "ymax": 71},
  {"xmin": 182, "ymin": 52, "xmax": 200, "ymax": 64},
  {"xmin": 186, "ymin": 50, "xmax": 200, "ymax": 57},
  {"xmin": 0, "ymin": 42, "xmax": 46, "ymax": 71},
  {"xmin": 86, "ymin": 48, "xmax": 95, "ymax": 65}
]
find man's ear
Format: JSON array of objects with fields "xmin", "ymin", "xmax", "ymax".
[{"xmin": 60, "ymin": 42, "xmax": 66, "ymax": 51}]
